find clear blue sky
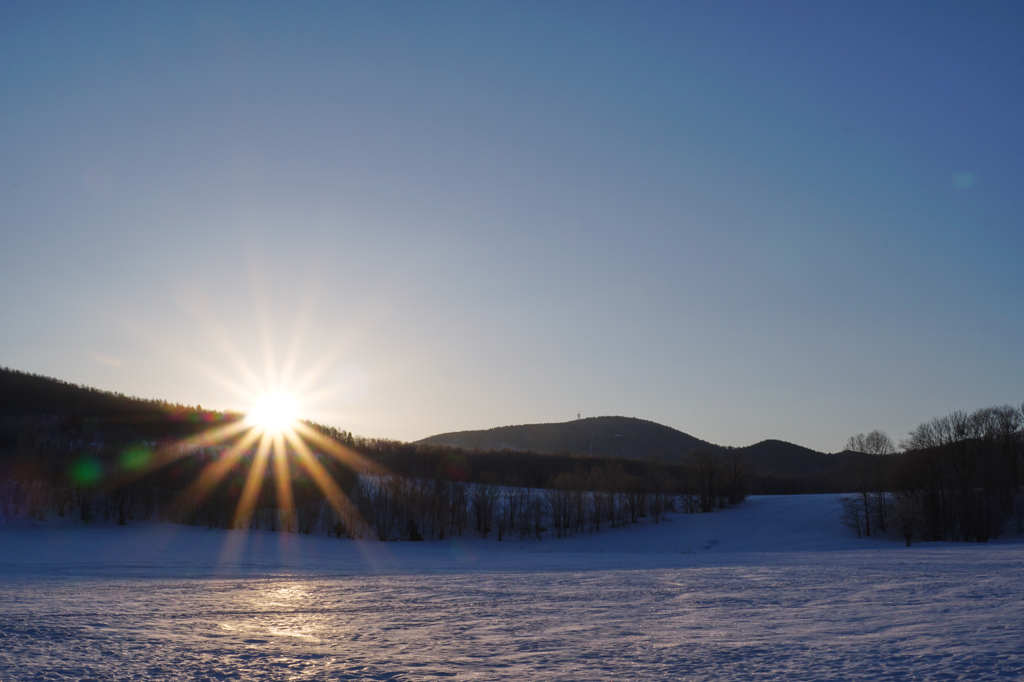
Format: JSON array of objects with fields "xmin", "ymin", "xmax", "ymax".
[{"xmin": 2, "ymin": 1, "xmax": 1022, "ymax": 451}]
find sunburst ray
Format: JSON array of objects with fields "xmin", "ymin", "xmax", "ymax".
[
  {"xmin": 170, "ymin": 427, "xmax": 263, "ymax": 518},
  {"xmin": 271, "ymin": 431, "xmax": 296, "ymax": 532},
  {"xmin": 292, "ymin": 421, "xmax": 383, "ymax": 475},
  {"xmin": 103, "ymin": 419, "xmax": 251, "ymax": 493},
  {"xmin": 284, "ymin": 429, "xmax": 368, "ymax": 537},
  {"xmin": 233, "ymin": 432, "xmax": 273, "ymax": 530}
]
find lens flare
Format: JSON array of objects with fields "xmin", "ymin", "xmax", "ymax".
[
  {"xmin": 245, "ymin": 391, "xmax": 299, "ymax": 435},
  {"xmin": 104, "ymin": 314, "xmax": 381, "ymax": 546}
]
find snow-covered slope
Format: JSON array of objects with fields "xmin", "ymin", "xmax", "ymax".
[
  {"xmin": 0, "ymin": 493, "xmax": 1012, "ymax": 576},
  {"xmin": 2, "ymin": 494, "xmax": 1022, "ymax": 680}
]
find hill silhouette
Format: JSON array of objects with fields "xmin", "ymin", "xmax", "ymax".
[
  {"xmin": 3, "ymin": 367, "xmax": 1016, "ymax": 543},
  {"xmin": 0, "ymin": 366, "xmax": 241, "ymax": 445},
  {"xmin": 418, "ymin": 417, "xmax": 866, "ymax": 481},
  {"xmin": 1, "ymin": 367, "xmax": 867, "ymax": 492},
  {"xmin": 418, "ymin": 416, "xmax": 714, "ymax": 461}
]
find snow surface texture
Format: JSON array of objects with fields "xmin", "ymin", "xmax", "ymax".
[{"xmin": 1, "ymin": 494, "xmax": 1022, "ymax": 680}]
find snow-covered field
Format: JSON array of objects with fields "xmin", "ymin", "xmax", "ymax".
[{"xmin": 1, "ymin": 494, "xmax": 1022, "ymax": 679}]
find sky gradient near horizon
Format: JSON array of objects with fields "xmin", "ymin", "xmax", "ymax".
[{"xmin": 2, "ymin": 1, "xmax": 1022, "ymax": 452}]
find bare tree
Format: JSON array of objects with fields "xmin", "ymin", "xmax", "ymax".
[
  {"xmin": 848, "ymin": 430, "xmax": 896, "ymax": 457},
  {"xmin": 841, "ymin": 495, "xmax": 865, "ymax": 537},
  {"xmin": 846, "ymin": 430, "xmax": 895, "ymax": 536},
  {"xmin": 471, "ymin": 483, "xmax": 498, "ymax": 537},
  {"xmin": 693, "ymin": 449, "xmax": 719, "ymax": 513}
]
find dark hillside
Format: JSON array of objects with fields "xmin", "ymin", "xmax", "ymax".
[
  {"xmin": 736, "ymin": 439, "xmax": 863, "ymax": 478},
  {"xmin": 418, "ymin": 416, "xmax": 715, "ymax": 461},
  {"xmin": 0, "ymin": 367, "xmax": 876, "ymax": 498},
  {"xmin": 0, "ymin": 367, "xmax": 241, "ymax": 446}
]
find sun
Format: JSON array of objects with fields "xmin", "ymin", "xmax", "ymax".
[{"xmin": 245, "ymin": 391, "xmax": 299, "ymax": 434}]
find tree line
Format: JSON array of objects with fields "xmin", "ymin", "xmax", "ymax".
[
  {"xmin": 842, "ymin": 403, "xmax": 1024, "ymax": 544},
  {"xmin": 0, "ymin": 367, "xmax": 749, "ymax": 538},
  {"xmin": 0, "ymin": 436, "xmax": 747, "ymax": 542}
]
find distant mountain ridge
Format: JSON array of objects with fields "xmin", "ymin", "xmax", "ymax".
[
  {"xmin": 417, "ymin": 416, "xmax": 859, "ymax": 478},
  {"xmin": 1, "ymin": 366, "xmax": 868, "ymax": 487},
  {"xmin": 419, "ymin": 416, "xmax": 714, "ymax": 460}
]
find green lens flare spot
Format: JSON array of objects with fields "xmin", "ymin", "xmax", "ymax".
[
  {"xmin": 119, "ymin": 444, "xmax": 151, "ymax": 471},
  {"xmin": 70, "ymin": 457, "xmax": 103, "ymax": 486}
]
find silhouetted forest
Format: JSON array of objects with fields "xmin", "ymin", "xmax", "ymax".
[
  {"xmin": 0, "ymin": 368, "xmax": 745, "ymax": 540},
  {"xmin": 3, "ymin": 367, "xmax": 1020, "ymax": 544},
  {"xmin": 418, "ymin": 416, "xmax": 875, "ymax": 481},
  {"xmin": 842, "ymin": 405, "xmax": 1024, "ymax": 544}
]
